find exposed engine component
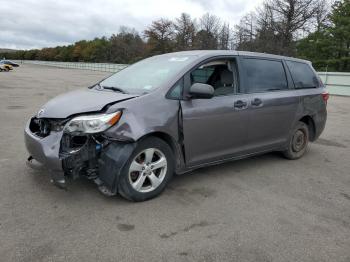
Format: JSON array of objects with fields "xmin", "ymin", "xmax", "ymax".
[{"xmin": 60, "ymin": 133, "xmax": 109, "ymax": 180}]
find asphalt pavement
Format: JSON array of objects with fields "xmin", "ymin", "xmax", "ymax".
[{"xmin": 0, "ymin": 64, "xmax": 349, "ymax": 262}]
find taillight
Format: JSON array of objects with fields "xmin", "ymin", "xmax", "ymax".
[{"xmin": 322, "ymin": 92, "xmax": 329, "ymax": 104}]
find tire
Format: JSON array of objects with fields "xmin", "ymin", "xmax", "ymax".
[
  {"xmin": 118, "ymin": 137, "xmax": 174, "ymax": 201},
  {"xmin": 282, "ymin": 121, "xmax": 309, "ymax": 160}
]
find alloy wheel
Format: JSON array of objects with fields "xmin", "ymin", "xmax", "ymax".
[{"xmin": 128, "ymin": 148, "xmax": 167, "ymax": 193}]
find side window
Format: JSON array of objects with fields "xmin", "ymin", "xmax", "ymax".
[
  {"xmin": 191, "ymin": 67, "xmax": 214, "ymax": 84},
  {"xmin": 167, "ymin": 79, "xmax": 183, "ymax": 99},
  {"xmin": 286, "ymin": 61, "xmax": 319, "ymax": 89},
  {"xmin": 242, "ymin": 58, "xmax": 288, "ymax": 93},
  {"xmin": 190, "ymin": 59, "xmax": 238, "ymax": 96}
]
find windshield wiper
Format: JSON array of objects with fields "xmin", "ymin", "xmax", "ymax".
[
  {"xmin": 103, "ymin": 86, "xmax": 127, "ymax": 94},
  {"xmin": 96, "ymin": 83, "xmax": 128, "ymax": 94}
]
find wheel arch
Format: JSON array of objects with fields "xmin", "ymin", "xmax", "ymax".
[
  {"xmin": 137, "ymin": 131, "xmax": 185, "ymax": 172},
  {"xmin": 299, "ymin": 115, "xmax": 316, "ymax": 141}
]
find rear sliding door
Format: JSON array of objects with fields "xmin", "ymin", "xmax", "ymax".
[{"xmin": 239, "ymin": 56, "xmax": 300, "ymax": 152}]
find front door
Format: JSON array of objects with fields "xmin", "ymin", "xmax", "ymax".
[{"xmin": 180, "ymin": 57, "xmax": 250, "ymax": 167}]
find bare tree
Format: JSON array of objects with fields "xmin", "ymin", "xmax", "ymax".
[
  {"xmin": 199, "ymin": 13, "xmax": 221, "ymax": 34},
  {"xmin": 218, "ymin": 23, "xmax": 232, "ymax": 50},
  {"xmin": 194, "ymin": 13, "xmax": 221, "ymax": 49},
  {"xmin": 234, "ymin": 0, "xmax": 322, "ymax": 56},
  {"xmin": 174, "ymin": 13, "xmax": 197, "ymax": 50},
  {"xmin": 233, "ymin": 12, "xmax": 257, "ymax": 51},
  {"xmin": 267, "ymin": 0, "xmax": 319, "ymax": 55},
  {"xmin": 314, "ymin": 0, "xmax": 331, "ymax": 31},
  {"xmin": 253, "ymin": 2, "xmax": 283, "ymax": 53}
]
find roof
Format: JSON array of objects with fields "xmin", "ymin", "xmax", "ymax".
[{"xmin": 164, "ymin": 50, "xmax": 310, "ymax": 64}]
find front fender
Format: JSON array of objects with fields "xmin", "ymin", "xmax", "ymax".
[{"xmin": 103, "ymin": 92, "xmax": 180, "ymax": 142}]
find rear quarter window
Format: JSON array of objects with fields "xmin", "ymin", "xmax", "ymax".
[{"xmin": 286, "ymin": 61, "xmax": 319, "ymax": 89}]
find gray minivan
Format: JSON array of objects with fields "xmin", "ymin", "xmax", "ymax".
[{"xmin": 25, "ymin": 50, "xmax": 328, "ymax": 201}]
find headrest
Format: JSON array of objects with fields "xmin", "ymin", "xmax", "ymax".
[{"xmin": 221, "ymin": 69, "xmax": 233, "ymax": 85}]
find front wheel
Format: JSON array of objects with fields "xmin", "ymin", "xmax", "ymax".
[
  {"xmin": 282, "ymin": 121, "xmax": 309, "ymax": 160},
  {"xmin": 118, "ymin": 137, "xmax": 174, "ymax": 201}
]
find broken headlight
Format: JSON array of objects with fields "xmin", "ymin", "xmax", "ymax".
[{"xmin": 64, "ymin": 111, "xmax": 122, "ymax": 134}]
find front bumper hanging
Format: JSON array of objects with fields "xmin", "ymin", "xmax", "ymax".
[{"xmin": 24, "ymin": 117, "xmax": 136, "ymax": 195}]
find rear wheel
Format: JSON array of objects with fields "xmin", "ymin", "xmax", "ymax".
[
  {"xmin": 118, "ymin": 137, "xmax": 174, "ymax": 201},
  {"xmin": 282, "ymin": 121, "xmax": 309, "ymax": 160}
]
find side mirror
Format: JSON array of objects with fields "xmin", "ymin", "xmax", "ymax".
[{"xmin": 189, "ymin": 83, "xmax": 214, "ymax": 99}]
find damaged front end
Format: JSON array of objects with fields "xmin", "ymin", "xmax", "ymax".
[
  {"xmin": 60, "ymin": 132, "xmax": 137, "ymax": 195},
  {"xmin": 25, "ymin": 111, "xmax": 136, "ymax": 196}
]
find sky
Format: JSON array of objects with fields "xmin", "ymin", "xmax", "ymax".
[{"xmin": 0, "ymin": 0, "xmax": 264, "ymax": 50}]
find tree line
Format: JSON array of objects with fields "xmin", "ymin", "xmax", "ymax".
[
  {"xmin": 1, "ymin": 0, "xmax": 349, "ymax": 71},
  {"xmin": 234, "ymin": 0, "xmax": 350, "ymax": 71}
]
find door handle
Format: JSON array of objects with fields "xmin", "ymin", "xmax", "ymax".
[
  {"xmin": 251, "ymin": 98, "xmax": 262, "ymax": 106},
  {"xmin": 234, "ymin": 100, "xmax": 248, "ymax": 109}
]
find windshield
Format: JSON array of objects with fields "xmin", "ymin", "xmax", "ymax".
[{"xmin": 99, "ymin": 54, "xmax": 197, "ymax": 94}]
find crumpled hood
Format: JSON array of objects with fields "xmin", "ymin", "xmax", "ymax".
[{"xmin": 37, "ymin": 88, "xmax": 137, "ymax": 118}]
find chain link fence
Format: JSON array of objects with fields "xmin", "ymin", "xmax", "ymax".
[{"xmin": 15, "ymin": 60, "xmax": 128, "ymax": 73}]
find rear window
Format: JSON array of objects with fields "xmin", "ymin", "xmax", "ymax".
[
  {"xmin": 286, "ymin": 61, "xmax": 319, "ymax": 89},
  {"xmin": 243, "ymin": 58, "xmax": 288, "ymax": 93}
]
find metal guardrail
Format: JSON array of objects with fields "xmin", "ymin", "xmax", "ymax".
[
  {"xmin": 15, "ymin": 60, "xmax": 128, "ymax": 73},
  {"xmin": 14, "ymin": 60, "xmax": 350, "ymax": 96},
  {"xmin": 318, "ymin": 72, "xmax": 350, "ymax": 96}
]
